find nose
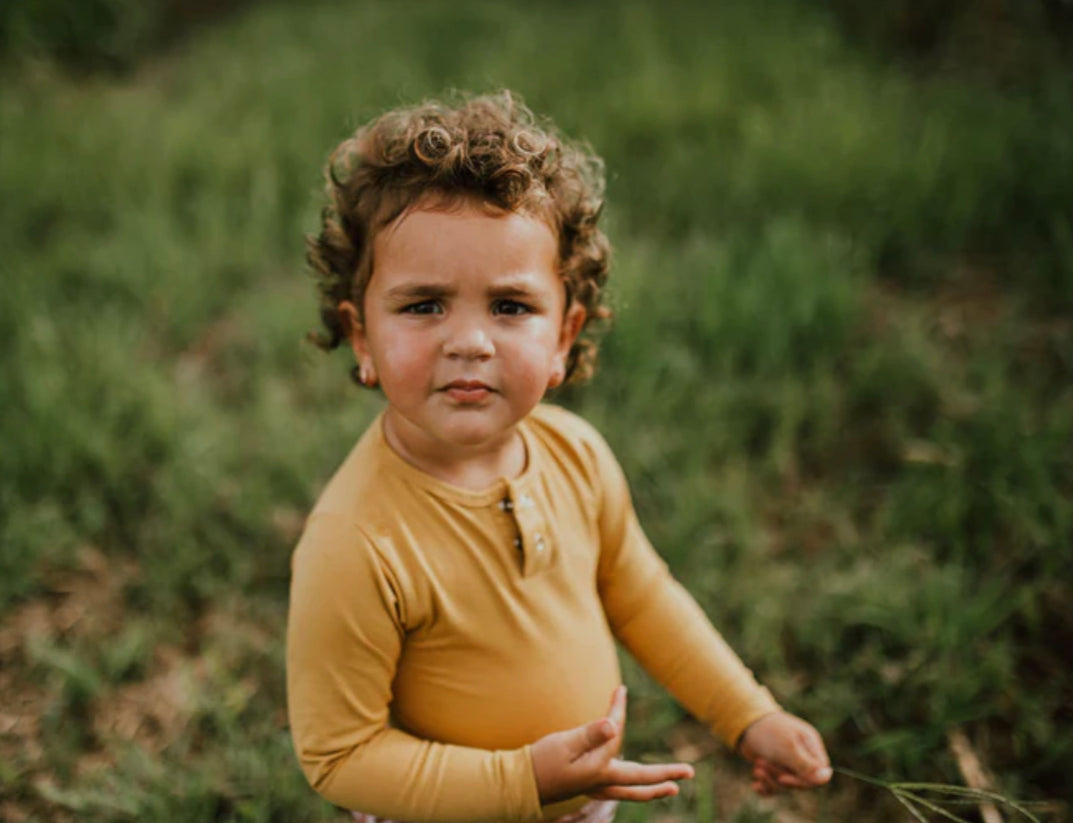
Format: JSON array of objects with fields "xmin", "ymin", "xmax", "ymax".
[{"xmin": 442, "ymin": 319, "xmax": 495, "ymax": 360}]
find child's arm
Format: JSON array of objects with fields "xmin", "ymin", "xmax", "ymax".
[
  {"xmin": 593, "ymin": 453, "xmax": 779, "ymax": 747},
  {"xmin": 586, "ymin": 426, "xmax": 830, "ymax": 790},
  {"xmin": 287, "ymin": 514, "xmax": 539, "ymax": 821},
  {"xmin": 599, "ymin": 546, "xmax": 832, "ymax": 793}
]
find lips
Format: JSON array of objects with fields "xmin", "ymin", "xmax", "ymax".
[{"xmin": 441, "ymin": 379, "xmax": 493, "ymax": 403}]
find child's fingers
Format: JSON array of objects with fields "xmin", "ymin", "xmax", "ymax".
[
  {"xmin": 569, "ymin": 687, "xmax": 626, "ymax": 765},
  {"xmin": 590, "ymin": 781, "xmax": 681, "ymax": 802},
  {"xmin": 751, "ymin": 759, "xmax": 776, "ymax": 782},
  {"xmin": 776, "ymin": 772, "xmax": 818, "ymax": 789},
  {"xmin": 603, "ymin": 758, "xmax": 694, "ymax": 787},
  {"xmin": 776, "ymin": 759, "xmax": 831, "ymax": 789},
  {"xmin": 797, "ymin": 730, "xmax": 832, "ymax": 781},
  {"xmin": 786, "ymin": 730, "xmax": 832, "ymax": 785},
  {"xmin": 753, "ymin": 758, "xmax": 822, "ymax": 793},
  {"xmin": 604, "ymin": 685, "xmax": 627, "ymax": 731},
  {"xmin": 758, "ymin": 726, "xmax": 832, "ymax": 788},
  {"xmin": 753, "ymin": 760, "xmax": 824, "ymax": 791},
  {"xmin": 571, "ymin": 718, "xmax": 619, "ymax": 760},
  {"xmin": 751, "ymin": 760, "xmax": 782, "ymax": 795}
]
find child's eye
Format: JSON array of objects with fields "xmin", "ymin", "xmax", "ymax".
[
  {"xmin": 401, "ymin": 300, "xmax": 443, "ymax": 315},
  {"xmin": 492, "ymin": 299, "xmax": 532, "ymax": 316}
]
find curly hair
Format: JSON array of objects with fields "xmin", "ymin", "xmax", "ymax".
[{"xmin": 306, "ymin": 90, "xmax": 612, "ymax": 386}]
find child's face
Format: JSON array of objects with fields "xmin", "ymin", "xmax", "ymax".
[{"xmin": 343, "ymin": 201, "xmax": 585, "ymax": 457}]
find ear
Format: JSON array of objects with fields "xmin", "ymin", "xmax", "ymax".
[
  {"xmin": 548, "ymin": 302, "xmax": 587, "ymax": 389},
  {"xmin": 339, "ymin": 300, "xmax": 378, "ymax": 387}
]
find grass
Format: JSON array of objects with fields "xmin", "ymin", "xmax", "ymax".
[
  {"xmin": 833, "ymin": 767, "xmax": 1047, "ymax": 823},
  {"xmin": 1, "ymin": 0, "xmax": 1071, "ymax": 820}
]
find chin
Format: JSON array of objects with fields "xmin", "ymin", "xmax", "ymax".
[
  {"xmin": 437, "ymin": 413, "xmax": 519, "ymax": 447},
  {"xmin": 440, "ymin": 424, "xmax": 506, "ymax": 448}
]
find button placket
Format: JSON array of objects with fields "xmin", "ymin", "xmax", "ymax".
[
  {"xmin": 507, "ymin": 485, "xmax": 551, "ymax": 576},
  {"xmin": 498, "ymin": 496, "xmax": 521, "ymax": 552}
]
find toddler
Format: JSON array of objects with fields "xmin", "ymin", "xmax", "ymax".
[{"xmin": 287, "ymin": 91, "xmax": 831, "ymax": 823}]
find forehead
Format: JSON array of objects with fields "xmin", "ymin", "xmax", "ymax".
[{"xmin": 371, "ymin": 200, "xmax": 560, "ymax": 281}]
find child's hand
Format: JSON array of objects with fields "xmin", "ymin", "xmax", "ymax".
[
  {"xmin": 530, "ymin": 686, "xmax": 694, "ymax": 805},
  {"xmin": 737, "ymin": 711, "xmax": 832, "ymax": 795}
]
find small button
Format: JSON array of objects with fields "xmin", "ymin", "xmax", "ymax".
[
  {"xmin": 535, "ymin": 534, "xmax": 545, "ymax": 552},
  {"xmin": 518, "ymin": 494, "xmax": 533, "ymax": 509},
  {"xmin": 500, "ymin": 498, "xmax": 513, "ymax": 512}
]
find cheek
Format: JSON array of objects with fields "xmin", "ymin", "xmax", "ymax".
[
  {"xmin": 371, "ymin": 326, "xmax": 435, "ymax": 390},
  {"xmin": 503, "ymin": 325, "xmax": 562, "ymax": 382}
]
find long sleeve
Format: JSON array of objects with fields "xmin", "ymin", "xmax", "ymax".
[
  {"xmin": 286, "ymin": 513, "xmax": 543, "ymax": 822},
  {"xmin": 592, "ymin": 441, "xmax": 779, "ymax": 748}
]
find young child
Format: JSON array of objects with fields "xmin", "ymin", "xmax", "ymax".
[{"xmin": 287, "ymin": 91, "xmax": 832, "ymax": 823}]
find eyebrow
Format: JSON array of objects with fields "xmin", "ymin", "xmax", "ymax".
[
  {"xmin": 382, "ymin": 277, "xmax": 547, "ymax": 302},
  {"xmin": 486, "ymin": 282, "xmax": 542, "ymax": 299},
  {"xmin": 382, "ymin": 283, "xmax": 454, "ymax": 302}
]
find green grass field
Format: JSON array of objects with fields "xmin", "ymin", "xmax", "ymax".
[{"xmin": 2, "ymin": 1, "xmax": 1072, "ymax": 820}]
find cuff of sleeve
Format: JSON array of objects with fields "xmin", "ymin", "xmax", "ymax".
[
  {"xmin": 508, "ymin": 744, "xmax": 545, "ymax": 822},
  {"xmin": 713, "ymin": 687, "xmax": 781, "ymax": 750}
]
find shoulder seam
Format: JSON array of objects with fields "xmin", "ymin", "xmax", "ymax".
[{"xmin": 303, "ymin": 512, "xmax": 410, "ymax": 630}]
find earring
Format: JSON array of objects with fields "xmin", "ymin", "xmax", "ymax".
[
  {"xmin": 548, "ymin": 364, "xmax": 566, "ymax": 389},
  {"xmin": 359, "ymin": 364, "xmax": 378, "ymax": 388}
]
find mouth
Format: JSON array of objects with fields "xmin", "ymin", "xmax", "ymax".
[{"xmin": 440, "ymin": 379, "xmax": 494, "ymax": 403}]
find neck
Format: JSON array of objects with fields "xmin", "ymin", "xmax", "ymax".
[{"xmin": 381, "ymin": 409, "xmax": 527, "ymax": 491}]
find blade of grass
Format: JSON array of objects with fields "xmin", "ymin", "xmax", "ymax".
[
  {"xmin": 894, "ymin": 783, "xmax": 1042, "ymax": 821},
  {"xmin": 896, "ymin": 789, "xmax": 975, "ymax": 823},
  {"xmin": 836, "ymin": 766, "xmax": 1045, "ymax": 823},
  {"xmin": 832, "ymin": 766, "xmax": 894, "ymax": 789},
  {"xmin": 893, "ymin": 790, "xmax": 933, "ymax": 823}
]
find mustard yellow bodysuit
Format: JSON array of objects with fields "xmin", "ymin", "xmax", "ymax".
[{"xmin": 287, "ymin": 404, "xmax": 778, "ymax": 822}]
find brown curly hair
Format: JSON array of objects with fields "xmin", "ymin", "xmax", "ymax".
[{"xmin": 306, "ymin": 90, "xmax": 612, "ymax": 386}]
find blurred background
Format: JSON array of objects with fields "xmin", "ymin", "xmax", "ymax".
[{"xmin": 1, "ymin": 0, "xmax": 1071, "ymax": 820}]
